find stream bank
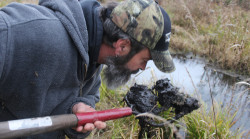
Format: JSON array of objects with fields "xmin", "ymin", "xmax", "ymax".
[{"xmin": 127, "ymin": 54, "xmax": 249, "ymax": 133}]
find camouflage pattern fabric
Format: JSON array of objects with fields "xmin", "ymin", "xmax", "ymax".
[
  {"xmin": 110, "ymin": 0, "xmax": 163, "ymax": 49},
  {"xmin": 151, "ymin": 50, "xmax": 175, "ymax": 73}
]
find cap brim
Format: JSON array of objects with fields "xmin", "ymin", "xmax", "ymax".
[{"xmin": 150, "ymin": 50, "xmax": 175, "ymax": 73}]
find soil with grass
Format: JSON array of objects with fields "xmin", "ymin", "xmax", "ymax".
[{"xmin": 124, "ymin": 78, "xmax": 200, "ymax": 138}]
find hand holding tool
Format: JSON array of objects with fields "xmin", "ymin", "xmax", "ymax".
[{"xmin": 0, "ymin": 107, "xmax": 132, "ymax": 139}]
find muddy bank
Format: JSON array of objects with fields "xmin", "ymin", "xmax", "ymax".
[{"xmin": 124, "ymin": 78, "xmax": 200, "ymax": 138}]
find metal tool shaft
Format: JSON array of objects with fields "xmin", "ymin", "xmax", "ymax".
[
  {"xmin": 0, "ymin": 107, "xmax": 132, "ymax": 139},
  {"xmin": 0, "ymin": 114, "xmax": 77, "ymax": 139}
]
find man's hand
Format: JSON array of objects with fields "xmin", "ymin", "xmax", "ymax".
[{"xmin": 72, "ymin": 102, "xmax": 106, "ymax": 133}]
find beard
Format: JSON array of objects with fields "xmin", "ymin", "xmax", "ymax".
[{"xmin": 103, "ymin": 56, "xmax": 139, "ymax": 89}]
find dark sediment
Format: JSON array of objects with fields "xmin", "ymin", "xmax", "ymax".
[{"xmin": 124, "ymin": 78, "xmax": 200, "ymax": 138}]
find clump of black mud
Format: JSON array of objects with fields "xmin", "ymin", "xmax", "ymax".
[{"xmin": 124, "ymin": 78, "xmax": 200, "ymax": 139}]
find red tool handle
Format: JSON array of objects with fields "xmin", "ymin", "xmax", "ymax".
[{"xmin": 76, "ymin": 107, "xmax": 132, "ymax": 126}]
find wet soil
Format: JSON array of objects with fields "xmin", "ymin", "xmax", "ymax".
[{"xmin": 124, "ymin": 78, "xmax": 200, "ymax": 138}]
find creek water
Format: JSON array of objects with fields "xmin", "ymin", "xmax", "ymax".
[{"xmin": 127, "ymin": 54, "xmax": 249, "ymax": 133}]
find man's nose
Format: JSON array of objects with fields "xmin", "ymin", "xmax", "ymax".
[{"xmin": 139, "ymin": 63, "xmax": 147, "ymax": 70}]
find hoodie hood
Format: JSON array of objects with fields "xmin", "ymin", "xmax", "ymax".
[
  {"xmin": 79, "ymin": 0, "xmax": 103, "ymax": 64},
  {"xmin": 39, "ymin": 0, "xmax": 90, "ymax": 65}
]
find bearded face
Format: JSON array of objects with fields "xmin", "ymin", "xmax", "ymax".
[{"xmin": 102, "ymin": 54, "xmax": 139, "ymax": 89}]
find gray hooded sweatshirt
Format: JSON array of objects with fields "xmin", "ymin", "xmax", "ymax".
[{"xmin": 0, "ymin": 0, "xmax": 103, "ymax": 138}]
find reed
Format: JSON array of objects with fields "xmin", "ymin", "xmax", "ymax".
[
  {"xmin": 161, "ymin": 0, "xmax": 250, "ymax": 76},
  {"xmin": 183, "ymin": 101, "xmax": 244, "ymax": 138},
  {"xmin": 87, "ymin": 81, "xmax": 141, "ymax": 139},
  {"xmin": 183, "ymin": 59, "xmax": 246, "ymax": 139}
]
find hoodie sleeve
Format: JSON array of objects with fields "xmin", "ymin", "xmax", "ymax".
[
  {"xmin": 70, "ymin": 64, "xmax": 103, "ymax": 111},
  {"xmin": 70, "ymin": 76, "xmax": 101, "ymax": 109},
  {"xmin": 63, "ymin": 82, "xmax": 101, "ymax": 138},
  {"xmin": 64, "ymin": 129, "xmax": 91, "ymax": 139},
  {"xmin": 68, "ymin": 73, "xmax": 101, "ymax": 112},
  {"xmin": 64, "ymin": 72, "xmax": 102, "ymax": 138}
]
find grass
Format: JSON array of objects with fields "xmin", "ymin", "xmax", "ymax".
[
  {"xmin": 87, "ymin": 82, "xmax": 141, "ymax": 139},
  {"xmin": 183, "ymin": 101, "xmax": 244, "ymax": 139},
  {"xmin": 86, "ymin": 79, "xmax": 247, "ymax": 139},
  {"xmin": 0, "ymin": 0, "xmax": 37, "ymax": 7},
  {"xmin": 181, "ymin": 64, "xmax": 249, "ymax": 139},
  {"xmin": 88, "ymin": 64, "xmax": 248, "ymax": 139},
  {"xmin": 160, "ymin": 0, "xmax": 250, "ymax": 76}
]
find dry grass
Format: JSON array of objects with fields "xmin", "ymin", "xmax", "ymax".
[
  {"xmin": 161, "ymin": 0, "xmax": 250, "ymax": 76},
  {"xmin": 0, "ymin": 0, "xmax": 38, "ymax": 7}
]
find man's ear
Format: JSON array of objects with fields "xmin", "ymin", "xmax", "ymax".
[{"xmin": 113, "ymin": 39, "xmax": 131, "ymax": 56}]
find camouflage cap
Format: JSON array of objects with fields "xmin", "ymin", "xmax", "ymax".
[{"xmin": 110, "ymin": 0, "xmax": 175, "ymax": 73}]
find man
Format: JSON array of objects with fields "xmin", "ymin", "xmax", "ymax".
[{"xmin": 0, "ymin": 0, "xmax": 175, "ymax": 138}]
